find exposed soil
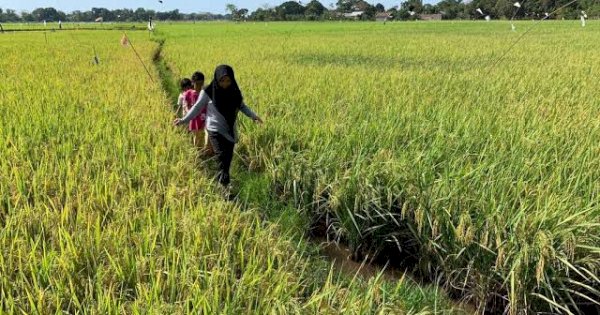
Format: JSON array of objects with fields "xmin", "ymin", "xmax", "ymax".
[
  {"xmin": 317, "ymin": 236, "xmax": 407, "ymax": 281},
  {"xmin": 317, "ymin": 236, "xmax": 476, "ymax": 314}
]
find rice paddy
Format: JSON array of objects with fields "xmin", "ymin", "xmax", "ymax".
[{"xmin": 1, "ymin": 20, "xmax": 598, "ymax": 314}]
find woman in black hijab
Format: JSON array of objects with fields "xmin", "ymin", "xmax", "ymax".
[{"xmin": 175, "ymin": 65, "xmax": 263, "ymax": 189}]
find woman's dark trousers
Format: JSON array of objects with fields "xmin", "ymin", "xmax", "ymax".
[{"xmin": 208, "ymin": 131, "xmax": 235, "ymax": 186}]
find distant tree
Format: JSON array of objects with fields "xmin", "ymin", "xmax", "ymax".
[
  {"xmin": 466, "ymin": 0, "xmax": 496, "ymax": 19},
  {"xmin": 112, "ymin": 9, "xmax": 134, "ymax": 21},
  {"xmin": 157, "ymin": 9, "xmax": 182, "ymax": 20},
  {"xmin": 352, "ymin": 0, "xmax": 376, "ymax": 19},
  {"xmin": 387, "ymin": 7, "xmax": 399, "ymax": 19},
  {"xmin": 1, "ymin": 8, "xmax": 22, "ymax": 22},
  {"xmin": 0, "ymin": 2, "xmax": 593, "ymax": 24},
  {"xmin": 250, "ymin": 8, "xmax": 273, "ymax": 20},
  {"xmin": 278, "ymin": 1, "xmax": 306, "ymax": 15},
  {"xmin": 401, "ymin": 0, "xmax": 424, "ymax": 14},
  {"xmin": 396, "ymin": 8, "xmax": 412, "ymax": 20},
  {"xmin": 90, "ymin": 7, "xmax": 114, "ymax": 21},
  {"xmin": 436, "ymin": 0, "xmax": 463, "ymax": 19},
  {"xmin": 352, "ymin": 0, "xmax": 371, "ymax": 11},
  {"xmin": 578, "ymin": 0, "xmax": 600, "ymax": 17},
  {"xmin": 332, "ymin": 0, "xmax": 381, "ymax": 19},
  {"xmin": 132, "ymin": 8, "xmax": 157, "ymax": 21},
  {"xmin": 250, "ymin": 4, "xmax": 280, "ymax": 21},
  {"xmin": 336, "ymin": 0, "xmax": 348, "ymax": 12},
  {"xmin": 68, "ymin": 10, "xmax": 82, "ymax": 22},
  {"xmin": 305, "ymin": 0, "xmax": 327, "ymax": 18},
  {"xmin": 226, "ymin": 4, "xmax": 248, "ymax": 21},
  {"xmin": 422, "ymin": 3, "xmax": 437, "ymax": 14},
  {"xmin": 31, "ymin": 7, "xmax": 66, "ymax": 22},
  {"xmin": 226, "ymin": 4, "xmax": 238, "ymax": 17},
  {"xmin": 238, "ymin": 8, "xmax": 249, "ymax": 19},
  {"xmin": 494, "ymin": 0, "xmax": 514, "ymax": 19},
  {"xmin": 274, "ymin": 1, "xmax": 306, "ymax": 20}
]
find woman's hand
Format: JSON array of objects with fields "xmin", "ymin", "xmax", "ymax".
[{"xmin": 173, "ymin": 118, "xmax": 182, "ymax": 126}]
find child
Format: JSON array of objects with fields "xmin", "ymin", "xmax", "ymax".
[
  {"xmin": 177, "ymin": 78, "xmax": 193, "ymax": 118},
  {"xmin": 191, "ymin": 71, "xmax": 214, "ymax": 155},
  {"xmin": 184, "ymin": 71, "xmax": 207, "ymax": 150}
]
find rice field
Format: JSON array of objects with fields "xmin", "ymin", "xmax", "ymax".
[
  {"xmin": 0, "ymin": 22, "xmax": 147, "ymax": 31},
  {"xmin": 1, "ymin": 20, "xmax": 599, "ymax": 314},
  {"xmin": 161, "ymin": 21, "xmax": 600, "ymax": 314},
  {"xmin": 0, "ymin": 29, "xmax": 462, "ymax": 313}
]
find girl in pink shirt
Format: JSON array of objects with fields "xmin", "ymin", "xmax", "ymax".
[
  {"xmin": 184, "ymin": 71, "xmax": 210, "ymax": 152},
  {"xmin": 176, "ymin": 78, "xmax": 192, "ymax": 117}
]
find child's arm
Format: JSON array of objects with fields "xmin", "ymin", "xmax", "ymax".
[
  {"xmin": 240, "ymin": 102, "xmax": 263, "ymax": 123},
  {"xmin": 175, "ymin": 94, "xmax": 185, "ymax": 117},
  {"xmin": 175, "ymin": 90, "xmax": 210, "ymax": 125},
  {"xmin": 177, "ymin": 94, "xmax": 185, "ymax": 107}
]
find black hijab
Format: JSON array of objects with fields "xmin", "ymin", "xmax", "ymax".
[{"xmin": 204, "ymin": 65, "xmax": 243, "ymax": 131}]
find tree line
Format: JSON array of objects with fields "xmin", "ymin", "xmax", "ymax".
[
  {"xmin": 1, "ymin": 0, "xmax": 597, "ymax": 23},
  {"xmin": 0, "ymin": 7, "xmax": 226, "ymax": 23}
]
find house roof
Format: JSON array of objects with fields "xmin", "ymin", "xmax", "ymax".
[
  {"xmin": 343, "ymin": 11, "xmax": 364, "ymax": 18},
  {"xmin": 376, "ymin": 12, "xmax": 393, "ymax": 18}
]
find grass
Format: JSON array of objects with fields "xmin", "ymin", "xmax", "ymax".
[
  {"xmin": 161, "ymin": 21, "xmax": 600, "ymax": 314},
  {"xmin": 0, "ymin": 28, "xmax": 463, "ymax": 313}
]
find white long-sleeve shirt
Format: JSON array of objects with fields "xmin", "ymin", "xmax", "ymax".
[{"xmin": 178, "ymin": 90, "xmax": 258, "ymax": 143}]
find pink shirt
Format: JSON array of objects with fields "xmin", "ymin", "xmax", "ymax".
[{"xmin": 184, "ymin": 89, "xmax": 206, "ymax": 130}]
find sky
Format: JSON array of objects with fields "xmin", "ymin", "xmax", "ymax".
[{"xmin": 0, "ymin": 0, "xmax": 438, "ymax": 14}]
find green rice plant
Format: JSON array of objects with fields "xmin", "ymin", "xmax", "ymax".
[
  {"xmin": 0, "ymin": 29, "xmax": 461, "ymax": 314},
  {"xmin": 162, "ymin": 21, "xmax": 600, "ymax": 314}
]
